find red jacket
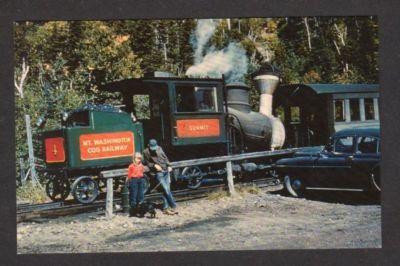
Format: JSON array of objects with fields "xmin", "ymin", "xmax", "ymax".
[{"xmin": 127, "ymin": 163, "xmax": 145, "ymax": 179}]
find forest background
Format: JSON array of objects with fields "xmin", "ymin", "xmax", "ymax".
[{"xmin": 14, "ymin": 17, "xmax": 378, "ymax": 186}]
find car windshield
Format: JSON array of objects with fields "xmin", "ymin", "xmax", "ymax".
[{"xmin": 334, "ymin": 136, "xmax": 354, "ymax": 153}]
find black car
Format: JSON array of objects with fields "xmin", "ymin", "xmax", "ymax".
[{"xmin": 275, "ymin": 127, "xmax": 381, "ymax": 197}]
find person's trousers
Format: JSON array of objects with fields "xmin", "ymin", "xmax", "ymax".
[
  {"xmin": 128, "ymin": 178, "xmax": 145, "ymax": 208},
  {"xmin": 156, "ymin": 171, "xmax": 177, "ymax": 210}
]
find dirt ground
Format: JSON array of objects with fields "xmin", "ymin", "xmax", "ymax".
[{"xmin": 17, "ymin": 186, "xmax": 381, "ymax": 253}]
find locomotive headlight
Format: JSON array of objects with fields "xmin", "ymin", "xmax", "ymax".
[
  {"xmin": 36, "ymin": 116, "xmax": 46, "ymax": 128},
  {"xmin": 62, "ymin": 111, "xmax": 69, "ymax": 122}
]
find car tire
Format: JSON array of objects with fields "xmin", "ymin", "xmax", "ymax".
[{"xmin": 284, "ymin": 175, "xmax": 305, "ymax": 198}]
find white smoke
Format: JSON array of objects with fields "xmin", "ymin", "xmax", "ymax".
[
  {"xmin": 192, "ymin": 19, "xmax": 217, "ymax": 64},
  {"xmin": 186, "ymin": 19, "xmax": 248, "ymax": 82}
]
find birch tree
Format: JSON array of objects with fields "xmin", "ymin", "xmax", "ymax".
[{"xmin": 15, "ymin": 58, "xmax": 38, "ymax": 185}]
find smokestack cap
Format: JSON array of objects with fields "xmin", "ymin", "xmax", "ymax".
[
  {"xmin": 251, "ymin": 63, "xmax": 281, "ymax": 79},
  {"xmin": 226, "ymin": 82, "xmax": 250, "ymax": 91}
]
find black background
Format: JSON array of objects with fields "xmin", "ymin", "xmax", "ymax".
[{"xmin": 1, "ymin": 0, "xmax": 399, "ymax": 265}]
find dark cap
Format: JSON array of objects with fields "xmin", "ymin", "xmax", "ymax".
[{"xmin": 148, "ymin": 139, "xmax": 158, "ymax": 151}]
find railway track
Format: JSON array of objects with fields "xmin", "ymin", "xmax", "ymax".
[{"xmin": 17, "ymin": 177, "xmax": 280, "ymax": 223}]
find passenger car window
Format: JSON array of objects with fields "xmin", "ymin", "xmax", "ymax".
[
  {"xmin": 357, "ymin": 136, "xmax": 378, "ymax": 154},
  {"xmin": 350, "ymin": 99, "xmax": 360, "ymax": 121},
  {"xmin": 334, "ymin": 136, "xmax": 354, "ymax": 153},
  {"xmin": 364, "ymin": 98, "xmax": 375, "ymax": 120},
  {"xmin": 290, "ymin": 106, "xmax": 300, "ymax": 123},
  {"xmin": 176, "ymin": 85, "xmax": 218, "ymax": 112},
  {"xmin": 334, "ymin": 99, "xmax": 345, "ymax": 122}
]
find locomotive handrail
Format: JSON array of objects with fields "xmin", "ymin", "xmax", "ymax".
[
  {"xmin": 100, "ymin": 148, "xmax": 298, "ymax": 179},
  {"xmin": 170, "ymin": 148, "xmax": 298, "ymax": 168}
]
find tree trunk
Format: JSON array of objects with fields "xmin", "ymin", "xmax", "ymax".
[
  {"xmin": 15, "ymin": 59, "xmax": 37, "ymax": 185},
  {"xmin": 303, "ymin": 17, "xmax": 312, "ymax": 51}
]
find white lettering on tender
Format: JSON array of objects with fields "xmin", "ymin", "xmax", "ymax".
[
  {"xmin": 93, "ymin": 137, "xmax": 131, "ymax": 146},
  {"xmin": 188, "ymin": 125, "xmax": 210, "ymax": 131}
]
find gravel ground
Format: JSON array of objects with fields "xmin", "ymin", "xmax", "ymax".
[{"xmin": 17, "ymin": 187, "xmax": 381, "ymax": 253}]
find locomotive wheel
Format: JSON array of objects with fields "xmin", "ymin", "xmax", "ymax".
[
  {"xmin": 45, "ymin": 177, "xmax": 70, "ymax": 202},
  {"xmin": 284, "ymin": 175, "xmax": 305, "ymax": 198},
  {"xmin": 182, "ymin": 166, "xmax": 203, "ymax": 189},
  {"xmin": 71, "ymin": 176, "xmax": 99, "ymax": 204}
]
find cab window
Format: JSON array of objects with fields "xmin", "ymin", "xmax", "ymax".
[
  {"xmin": 357, "ymin": 136, "xmax": 378, "ymax": 154},
  {"xmin": 132, "ymin": 94, "xmax": 151, "ymax": 120},
  {"xmin": 176, "ymin": 85, "xmax": 218, "ymax": 112},
  {"xmin": 334, "ymin": 136, "xmax": 354, "ymax": 153}
]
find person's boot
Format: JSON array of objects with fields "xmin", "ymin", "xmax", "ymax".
[
  {"xmin": 129, "ymin": 207, "xmax": 138, "ymax": 217},
  {"xmin": 169, "ymin": 208, "xmax": 179, "ymax": 215},
  {"xmin": 137, "ymin": 203, "xmax": 145, "ymax": 218},
  {"xmin": 162, "ymin": 208, "xmax": 174, "ymax": 215}
]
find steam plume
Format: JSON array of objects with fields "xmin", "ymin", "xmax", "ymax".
[
  {"xmin": 186, "ymin": 19, "xmax": 248, "ymax": 82},
  {"xmin": 192, "ymin": 19, "xmax": 217, "ymax": 64}
]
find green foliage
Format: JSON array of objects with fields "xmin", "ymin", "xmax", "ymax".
[{"xmin": 16, "ymin": 182, "xmax": 49, "ymax": 203}]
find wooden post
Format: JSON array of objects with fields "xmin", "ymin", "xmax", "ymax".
[
  {"xmin": 19, "ymin": 158, "xmax": 26, "ymax": 186},
  {"xmin": 25, "ymin": 114, "xmax": 38, "ymax": 185},
  {"xmin": 106, "ymin": 178, "xmax": 114, "ymax": 219},
  {"xmin": 226, "ymin": 161, "xmax": 236, "ymax": 195}
]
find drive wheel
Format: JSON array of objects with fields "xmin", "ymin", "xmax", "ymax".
[
  {"xmin": 71, "ymin": 176, "xmax": 99, "ymax": 204},
  {"xmin": 182, "ymin": 166, "xmax": 203, "ymax": 189},
  {"xmin": 45, "ymin": 177, "xmax": 70, "ymax": 202},
  {"xmin": 284, "ymin": 175, "xmax": 305, "ymax": 198}
]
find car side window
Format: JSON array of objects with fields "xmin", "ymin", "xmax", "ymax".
[
  {"xmin": 334, "ymin": 136, "xmax": 354, "ymax": 153},
  {"xmin": 357, "ymin": 136, "xmax": 378, "ymax": 154}
]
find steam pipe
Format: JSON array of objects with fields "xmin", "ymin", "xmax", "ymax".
[{"xmin": 222, "ymin": 74, "xmax": 230, "ymax": 155}]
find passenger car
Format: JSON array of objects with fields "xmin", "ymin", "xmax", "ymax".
[{"xmin": 274, "ymin": 127, "xmax": 381, "ymax": 197}]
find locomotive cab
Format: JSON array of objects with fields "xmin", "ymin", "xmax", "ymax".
[{"xmin": 101, "ymin": 73, "xmax": 228, "ymax": 161}]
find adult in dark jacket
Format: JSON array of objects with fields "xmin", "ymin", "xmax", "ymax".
[{"xmin": 143, "ymin": 139, "xmax": 178, "ymax": 215}]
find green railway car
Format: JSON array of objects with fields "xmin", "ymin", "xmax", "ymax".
[{"xmin": 42, "ymin": 105, "xmax": 144, "ymax": 203}]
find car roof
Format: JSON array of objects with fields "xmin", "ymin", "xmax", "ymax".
[
  {"xmin": 278, "ymin": 83, "xmax": 379, "ymax": 95},
  {"xmin": 334, "ymin": 126, "xmax": 380, "ymax": 138}
]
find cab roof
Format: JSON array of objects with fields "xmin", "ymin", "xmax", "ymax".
[{"xmin": 99, "ymin": 77, "xmax": 224, "ymax": 94}]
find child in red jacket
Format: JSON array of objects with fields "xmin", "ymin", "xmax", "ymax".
[{"xmin": 127, "ymin": 152, "xmax": 146, "ymax": 216}]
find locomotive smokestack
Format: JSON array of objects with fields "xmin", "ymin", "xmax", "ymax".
[
  {"xmin": 252, "ymin": 64, "xmax": 280, "ymax": 116},
  {"xmin": 252, "ymin": 64, "xmax": 285, "ymax": 149}
]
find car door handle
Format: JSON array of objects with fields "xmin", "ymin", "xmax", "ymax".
[{"xmin": 346, "ymin": 155, "xmax": 354, "ymax": 162}]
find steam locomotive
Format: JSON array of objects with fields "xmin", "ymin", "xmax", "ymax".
[{"xmin": 40, "ymin": 65, "xmax": 287, "ymax": 204}]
